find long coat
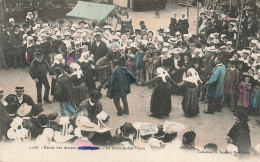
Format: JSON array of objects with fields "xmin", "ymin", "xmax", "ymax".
[
  {"xmin": 206, "ymin": 64, "xmax": 226, "ymax": 98},
  {"xmin": 54, "ymin": 74, "xmax": 73, "ymax": 102},
  {"xmin": 169, "ymin": 17, "xmax": 178, "ymax": 36},
  {"xmin": 105, "ymin": 66, "xmax": 136, "ymax": 98},
  {"xmin": 142, "ymin": 76, "xmax": 174, "ymax": 116},
  {"xmin": 177, "ymin": 19, "xmax": 189, "ymax": 34},
  {"xmin": 224, "ymin": 68, "xmax": 239, "ymax": 94},
  {"xmin": 90, "ymin": 40, "xmax": 109, "ymax": 62}
]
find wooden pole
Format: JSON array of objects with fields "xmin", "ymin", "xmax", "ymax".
[
  {"xmin": 236, "ymin": 0, "xmax": 245, "ymax": 50},
  {"xmin": 196, "ymin": 2, "xmax": 200, "ymax": 35},
  {"xmin": 187, "ymin": 0, "xmax": 189, "ymax": 20},
  {"xmin": 229, "ymin": 0, "xmax": 232, "ymax": 12}
]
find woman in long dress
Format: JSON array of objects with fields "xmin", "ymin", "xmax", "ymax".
[
  {"xmin": 178, "ymin": 68, "xmax": 202, "ymax": 117},
  {"xmin": 138, "ymin": 67, "xmax": 175, "ymax": 118},
  {"xmin": 51, "ymin": 54, "xmax": 71, "ymax": 102},
  {"xmin": 70, "ymin": 63, "xmax": 88, "ymax": 109},
  {"xmin": 77, "ymin": 52, "xmax": 96, "ymax": 92}
]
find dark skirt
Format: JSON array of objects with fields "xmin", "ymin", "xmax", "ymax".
[
  {"xmin": 71, "ymin": 83, "xmax": 88, "ymax": 109},
  {"xmin": 83, "ymin": 71, "xmax": 96, "ymax": 92},
  {"xmin": 150, "ymin": 82, "xmax": 172, "ymax": 115},
  {"xmin": 182, "ymin": 87, "xmax": 200, "ymax": 117}
]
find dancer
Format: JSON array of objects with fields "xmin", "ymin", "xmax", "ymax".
[{"xmin": 138, "ymin": 67, "xmax": 175, "ymax": 118}]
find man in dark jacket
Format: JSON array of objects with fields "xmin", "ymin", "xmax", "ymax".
[
  {"xmin": 5, "ymin": 85, "xmax": 36, "ymax": 111},
  {"xmin": 105, "ymin": 59, "xmax": 136, "ymax": 116},
  {"xmin": 29, "ymin": 52, "xmax": 53, "ymax": 106},
  {"xmin": 9, "ymin": 25, "xmax": 24, "ymax": 68},
  {"xmin": 54, "ymin": 67, "xmax": 75, "ymax": 117},
  {"xmin": 91, "ymin": 33, "xmax": 109, "ymax": 62},
  {"xmin": 91, "ymin": 33, "xmax": 109, "ymax": 80}
]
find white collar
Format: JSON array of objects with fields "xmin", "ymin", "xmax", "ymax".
[
  {"xmin": 230, "ymin": 67, "xmax": 235, "ymax": 70},
  {"xmin": 88, "ymin": 99, "xmax": 95, "ymax": 106},
  {"xmin": 216, "ymin": 63, "xmax": 223, "ymax": 66},
  {"xmin": 17, "ymin": 95, "xmax": 23, "ymax": 99},
  {"xmin": 58, "ymin": 74, "xmax": 63, "ymax": 77},
  {"xmin": 36, "ymin": 58, "xmax": 42, "ymax": 62}
]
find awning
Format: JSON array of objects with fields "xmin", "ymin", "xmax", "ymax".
[{"xmin": 66, "ymin": 1, "xmax": 116, "ymax": 21}]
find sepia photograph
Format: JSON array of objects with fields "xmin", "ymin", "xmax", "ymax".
[{"xmin": 0, "ymin": 0, "xmax": 260, "ymax": 161}]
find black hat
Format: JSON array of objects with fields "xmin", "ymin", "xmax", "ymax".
[
  {"xmin": 229, "ymin": 59, "xmax": 236, "ymax": 65},
  {"xmin": 38, "ymin": 114, "xmax": 49, "ymax": 126},
  {"xmin": 35, "ymin": 52, "xmax": 44, "ymax": 57},
  {"xmin": 204, "ymin": 143, "xmax": 218, "ymax": 152},
  {"xmin": 89, "ymin": 90, "xmax": 102, "ymax": 100},
  {"xmin": 182, "ymin": 131, "xmax": 196, "ymax": 145},
  {"xmin": 13, "ymin": 25, "xmax": 20, "ymax": 28},
  {"xmin": 79, "ymin": 20, "xmax": 86, "ymax": 25},
  {"xmin": 15, "ymin": 85, "xmax": 24, "ymax": 91},
  {"xmin": 48, "ymin": 112, "xmax": 58, "ymax": 120},
  {"xmin": 157, "ymin": 28, "xmax": 164, "ymax": 33},
  {"xmin": 6, "ymin": 102, "xmax": 18, "ymax": 114},
  {"xmin": 139, "ymin": 21, "xmax": 145, "ymax": 25},
  {"xmin": 135, "ymin": 29, "xmax": 141, "ymax": 34},
  {"xmin": 120, "ymin": 122, "xmax": 137, "ymax": 138},
  {"xmin": 233, "ymin": 109, "xmax": 249, "ymax": 122},
  {"xmin": 153, "ymin": 124, "xmax": 165, "ymax": 139},
  {"xmin": 112, "ymin": 59, "xmax": 120, "ymax": 66},
  {"xmin": 23, "ymin": 24, "xmax": 29, "ymax": 28},
  {"xmin": 30, "ymin": 104, "xmax": 43, "ymax": 117}
]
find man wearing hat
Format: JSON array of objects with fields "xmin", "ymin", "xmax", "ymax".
[
  {"xmin": 29, "ymin": 52, "xmax": 54, "ymax": 106},
  {"xmin": 221, "ymin": 59, "xmax": 239, "ymax": 111},
  {"xmin": 227, "ymin": 109, "xmax": 251, "ymax": 158},
  {"xmin": 9, "ymin": 24, "xmax": 24, "ymax": 68},
  {"xmin": 91, "ymin": 32, "xmax": 109, "ymax": 79},
  {"xmin": 5, "ymin": 85, "xmax": 36, "ymax": 111},
  {"xmin": 105, "ymin": 59, "xmax": 136, "ymax": 116},
  {"xmin": 204, "ymin": 54, "xmax": 226, "ymax": 114}
]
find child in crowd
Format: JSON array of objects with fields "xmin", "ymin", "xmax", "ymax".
[
  {"xmin": 237, "ymin": 75, "xmax": 252, "ymax": 108},
  {"xmin": 125, "ymin": 54, "xmax": 135, "ymax": 74}
]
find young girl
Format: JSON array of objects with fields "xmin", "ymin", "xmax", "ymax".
[
  {"xmin": 237, "ymin": 75, "xmax": 252, "ymax": 108},
  {"xmin": 67, "ymin": 45, "xmax": 75, "ymax": 65},
  {"xmin": 125, "ymin": 54, "xmax": 135, "ymax": 74}
]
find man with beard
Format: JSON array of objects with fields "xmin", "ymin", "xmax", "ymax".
[{"xmin": 204, "ymin": 54, "xmax": 226, "ymax": 114}]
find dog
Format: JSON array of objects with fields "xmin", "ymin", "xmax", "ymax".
[{"xmin": 155, "ymin": 9, "xmax": 160, "ymax": 18}]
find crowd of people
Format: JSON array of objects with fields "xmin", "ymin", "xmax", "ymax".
[{"xmin": 0, "ymin": 1, "xmax": 260, "ymax": 159}]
